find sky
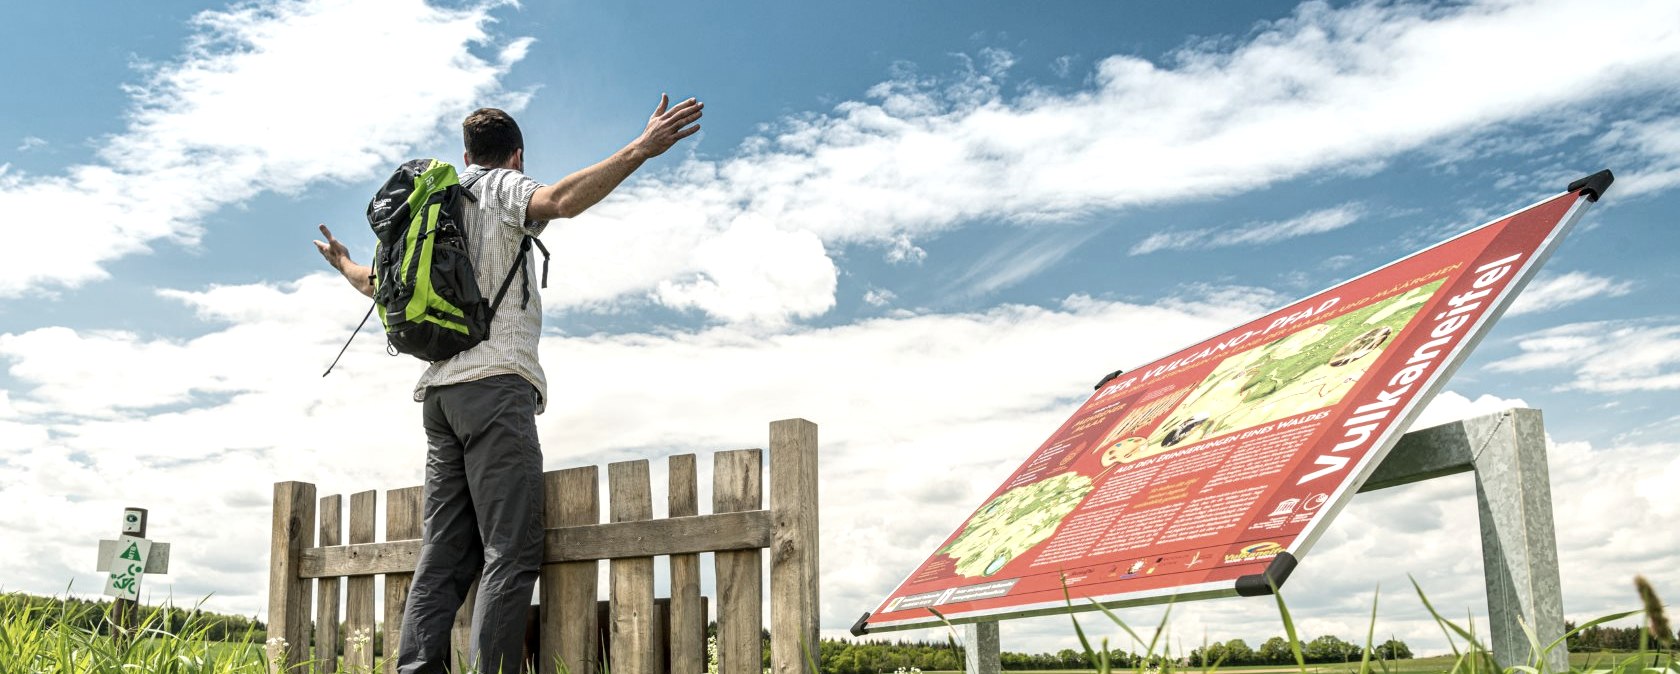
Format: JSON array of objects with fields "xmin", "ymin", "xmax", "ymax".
[{"xmin": 1, "ymin": 0, "xmax": 1678, "ymax": 660}]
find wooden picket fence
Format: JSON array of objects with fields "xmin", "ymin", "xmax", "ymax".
[{"xmin": 268, "ymin": 418, "xmax": 820, "ymax": 674}]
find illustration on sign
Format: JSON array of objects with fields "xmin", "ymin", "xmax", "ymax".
[
  {"xmin": 860, "ymin": 174, "xmax": 1608, "ymax": 634},
  {"xmin": 104, "ymin": 535, "xmax": 152, "ymax": 601}
]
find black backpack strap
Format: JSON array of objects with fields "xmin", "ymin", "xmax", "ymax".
[
  {"xmin": 519, "ymin": 236, "xmax": 551, "ymax": 309},
  {"xmin": 323, "ymin": 299, "xmax": 378, "ymax": 376},
  {"xmin": 489, "ymin": 235, "xmax": 534, "ymax": 318},
  {"xmin": 488, "ymin": 233, "xmax": 552, "ymax": 315},
  {"xmin": 459, "ymin": 167, "xmax": 488, "ymax": 192}
]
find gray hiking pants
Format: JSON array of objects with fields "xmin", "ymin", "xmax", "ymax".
[{"xmin": 398, "ymin": 374, "xmax": 544, "ymax": 674}]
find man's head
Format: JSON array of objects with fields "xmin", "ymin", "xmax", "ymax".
[{"xmin": 462, "ymin": 108, "xmax": 524, "ymax": 170}]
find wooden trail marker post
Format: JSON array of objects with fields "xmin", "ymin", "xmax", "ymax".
[{"xmin": 96, "ymin": 507, "xmax": 171, "ymax": 643}]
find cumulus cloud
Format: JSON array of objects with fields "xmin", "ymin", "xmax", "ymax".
[
  {"xmin": 1130, "ymin": 203, "xmax": 1366, "ymax": 255},
  {"xmin": 1505, "ymin": 271, "xmax": 1636, "ymax": 316},
  {"xmin": 862, "ymin": 288, "xmax": 897, "ymax": 307},
  {"xmin": 16, "ymin": 136, "xmax": 47, "ymax": 152},
  {"xmin": 5, "ymin": 273, "xmax": 1674, "ymax": 656},
  {"xmin": 0, "ymin": 0, "xmax": 531, "ymax": 297},
  {"xmin": 539, "ymin": 0, "xmax": 1680, "ymax": 324},
  {"xmin": 1487, "ymin": 320, "xmax": 1680, "ymax": 392},
  {"xmin": 0, "ymin": 271, "xmax": 1255, "ymax": 623}
]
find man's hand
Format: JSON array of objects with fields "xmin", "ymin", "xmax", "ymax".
[
  {"xmin": 527, "ymin": 93, "xmax": 706, "ymax": 221},
  {"xmin": 313, "ymin": 224, "xmax": 353, "ymax": 271},
  {"xmin": 313, "ymin": 224, "xmax": 375, "ymax": 298},
  {"xmin": 630, "ymin": 94, "xmax": 703, "ymax": 161}
]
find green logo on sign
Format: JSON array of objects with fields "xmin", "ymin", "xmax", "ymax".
[{"xmin": 120, "ymin": 542, "xmax": 142, "ymax": 561}]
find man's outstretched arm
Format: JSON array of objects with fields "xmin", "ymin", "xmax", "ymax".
[
  {"xmin": 527, "ymin": 94, "xmax": 704, "ymax": 221},
  {"xmin": 313, "ymin": 224, "xmax": 374, "ymax": 298}
]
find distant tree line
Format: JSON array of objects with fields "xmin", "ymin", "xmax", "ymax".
[
  {"xmin": 1188, "ymin": 635, "xmax": 1412, "ymax": 667},
  {"xmin": 0, "ymin": 592, "xmax": 267, "ymax": 643},
  {"xmin": 807, "ymin": 633, "xmax": 1412, "ymax": 672},
  {"xmin": 1568, "ymin": 621, "xmax": 1679, "ymax": 652}
]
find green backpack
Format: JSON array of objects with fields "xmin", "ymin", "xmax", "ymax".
[{"xmin": 324, "ymin": 159, "xmax": 546, "ymax": 375}]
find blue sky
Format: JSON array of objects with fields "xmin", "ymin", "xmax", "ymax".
[{"xmin": 2, "ymin": 0, "xmax": 1678, "ymax": 657}]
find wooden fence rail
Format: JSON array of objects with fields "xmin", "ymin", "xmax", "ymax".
[{"xmin": 268, "ymin": 418, "xmax": 819, "ymax": 674}]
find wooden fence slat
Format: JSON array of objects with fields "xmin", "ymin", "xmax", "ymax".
[
  {"xmin": 301, "ymin": 511, "xmax": 771, "ymax": 577},
  {"xmin": 770, "ymin": 419, "xmax": 821, "ymax": 674},
  {"xmin": 714, "ymin": 449, "xmax": 763, "ymax": 674},
  {"xmin": 316, "ymin": 494, "xmax": 343, "ymax": 674},
  {"xmin": 383, "ymin": 486, "xmax": 423, "ymax": 674},
  {"xmin": 543, "ymin": 467, "xmax": 599, "ymax": 674},
  {"xmin": 609, "ymin": 460, "xmax": 656, "ymax": 674},
  {"xmin": 346, "ymin": 490, "xmax": 377, "ymax": 672},
  {"xmin": 668, "ymin": 453, "xmax": 704, "ymax": 674},
  {"xmin": 268, "ymin": 481, "xmax": 316, "ymax": 674}
]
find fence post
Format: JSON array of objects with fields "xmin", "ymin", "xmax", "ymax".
[
  {"xmin": 383, "ymin": 486, "xmax": 423, "ymax": 674},
  {"xmin": 608, "ymin": 460, "xmax": 656, "ymax": 674},
  {"xmin": 543, "ymin": 467, "xmax": 600, "ymax": 674},
  {"xmin": 715, "ymin": 449, "xmax": 764, "ymax": 674},
  {"xmin": 316, "ymin": 494, "xmax": 342, "ymax": 673},
  {"xmin": 345, "ymin": 490, "xmax": 378, "ymax": 672},
  {"xmin": 268, "ymin": 481, "xmax": 316, "ymax": 673},
  {"xmin": 669, "ymin": 454, "xmax": 706, "ymax": 674},
  {"xmin": 770, "ymin": 419, "xmax": 820, "ymax": 674}
]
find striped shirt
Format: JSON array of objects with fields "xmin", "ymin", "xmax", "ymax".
[{"xmin": 412, "ymin": 166, "xmax": 550, "ymax": 413}]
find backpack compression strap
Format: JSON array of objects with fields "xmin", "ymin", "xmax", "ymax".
[
  {"xmin": 463, "ymin": 168, "xmax": 551, "ymax": 316},
  {"xmin": 488, "ymin": 234, "xmax": 550, "ymax": 316}
]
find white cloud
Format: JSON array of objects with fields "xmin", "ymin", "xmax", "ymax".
[
  {"xmin": 651, "ymin": 216, "xmax": 838, "ymax": 328},
  {"xmin": 863, "ymin": 288, "xmax": 897, "ymax": 307},
  {"xmin": 0, "ymin": 272, "xmax": 1253, "ymax": 624},
  {"xmin": 947, "ymin": 228, "xmax": 1101, "ymax": 297},
  {"xmin": 884, "ymin": 234, "xmax": 928, "ymax": 265},
  {"xmin": 16, "ymin": 136, "xmax": 46, "ymax": 152},
  {"xmin": 0, "ymin": 0, "xmax": 530, "ymax": 297},
  {"xmin": 1130, "ymin": 203, "xmax": 1365, "ymax": 255},
  {"xmin": 544, "ymin": 0, "xmax": 1680, "ymax": 324},
  {"xmin": 1598, "ymin": 115, "xmax": 1680, "ymax": 198},
  {"xmin": 0, "ymin": 274, "xmax": 1674, "ymax": 656},
  {"xmin": 1487, "ymin": 320, "xmax": 1680, "ymax": 392},
  {"xmin": 1505, "ymin": 271, "xmax": 1636, "ymax": 316}
]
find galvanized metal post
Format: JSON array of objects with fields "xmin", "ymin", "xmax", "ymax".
[
  {"xmin": 1361, "ymin": 408, "xmax": 1566, "ymax": 671},
  {"xmin": 963, "ymin": 621, "xmax": 1001, "ymax": 674}
]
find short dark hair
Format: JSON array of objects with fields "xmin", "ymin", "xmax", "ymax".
[{"xmin": 462, "ymin": 108, "xmax": 523, "ymax": 166}]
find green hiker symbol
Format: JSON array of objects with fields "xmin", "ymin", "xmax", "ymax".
[{"xmin": 120, "ymin": 542, "xmax": 142, "ymax": 561}]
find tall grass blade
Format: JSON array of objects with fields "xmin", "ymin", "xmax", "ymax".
[
  {"xmin": 1088, "ymin": 599, "xmax": 1150, "ymax": 655},
  {"xmin": 1268, "ymin": 584, "xmax": 1307, "ymax": 674},
  {"xmin": 1409, "ymin": 574, "xmax": 1470, "ymax": 658},
  {"xmin": 1060, "ymin": 578, "xmax": 1103, "ymax": 671},
  {"xmin": 1357, "ymin": 587, "xmax": 1379, "ymax": 674}
]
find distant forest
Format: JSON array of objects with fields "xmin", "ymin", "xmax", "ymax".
[{"xmin": 4, "ymin": 592, "xmax": 1669, "ymax": 672}]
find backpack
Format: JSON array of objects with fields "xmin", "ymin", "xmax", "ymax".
[{"xmin": 323, "ymin": 159, "xmax": 548, "ymax": 375}]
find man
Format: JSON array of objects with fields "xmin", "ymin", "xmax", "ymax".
[{"xmin": 314, "ymin": 95, "xmax": 703, "ymax": 673}]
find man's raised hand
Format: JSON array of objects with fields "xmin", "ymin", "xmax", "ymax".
[
  {"xmin": 313, "ymin": 224, "xmax": 353, "ymax": 271},
  {"xmin": 314, "ymin": 224, "xmax": 374, "ymax": 297},
  {"xmin": 632, "ymin": 93, "xmax": 703, "ymax": 160}
]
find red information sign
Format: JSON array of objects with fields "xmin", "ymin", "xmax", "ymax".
[{"xmin": 861, "ymin": 176, "xmax": 1608, "ymax": 634}]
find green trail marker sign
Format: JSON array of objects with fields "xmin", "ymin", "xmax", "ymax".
[
  {"xmin": 103, "ymin": 535, "xmax": 151, "ymax": 601},
  {"xmin": 94, "ymin": 507, "xmax": 170, "ymax": 606}
]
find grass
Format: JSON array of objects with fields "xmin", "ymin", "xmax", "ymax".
[{"xmin": 2, "ymin": 576, "xmax": 1675, "ymax": 673}]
